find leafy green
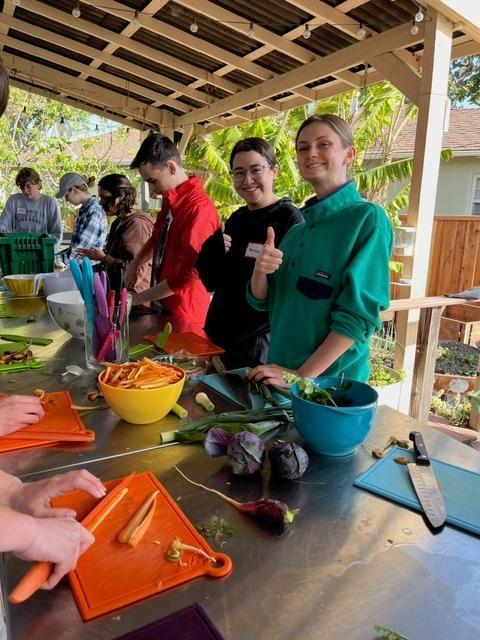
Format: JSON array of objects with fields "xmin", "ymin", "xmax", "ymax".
[
  {"xmin": 155, "ymin": 322, "xmax": 172, "ymax": 349},
  {"xmin": 374, "ymin": 624, "xmax": 409, "ymax": 640},
  {"xmin": 197, "ymin": 515, "xmax": 235, "ymax": 547},
  {"xmin": 284, "ymin": 373, "xmax": 352, "ymax": 407}
]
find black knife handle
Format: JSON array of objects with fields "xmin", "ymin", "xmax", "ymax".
[{"xmin": 409, "ymin": 431, "xmax": 430, "ymax": 466}]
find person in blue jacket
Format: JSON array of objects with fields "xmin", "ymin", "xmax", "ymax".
[{"xmin": 248, "ymin": 114, "xmax": 393, "ymax": 385}]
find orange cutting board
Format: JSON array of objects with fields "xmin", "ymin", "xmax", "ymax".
[
  {"xmin": 53, "ymin": 471, "xmax": 232, "ymax": 620},
  {"xmin": 142, "ymin": 332, "xmax": 224, "ymax": 357},
  {"xmin": 0, "ymin": 391, "xmax": 94, "ymax": 452}
]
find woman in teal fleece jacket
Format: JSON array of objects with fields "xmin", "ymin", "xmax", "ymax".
[{"xmin": 247, "ymin": 114, "xmax": 393, "ymax": 384}]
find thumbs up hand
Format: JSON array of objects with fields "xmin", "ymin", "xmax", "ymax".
[{"xmin": 254, "ymin": 226, "xmax": 283, "ymax": 276}]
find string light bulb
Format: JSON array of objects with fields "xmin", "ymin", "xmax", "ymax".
[
  {"xmin": 356, "ymin": 24, "xmax": 366, "ymax": 40},
  {"xmin": 410, "ymin": 21, "xmax": 419, "ymax": 35},
  {"xmin": 57, "ymin": 117, "xmax": 72, "ymax": 139},
  {"xmin": 12, "ymin": 0, "xmax": 22, "ymax": 7},
  {"xmin": 72, "ymin": 3, "xmax": 81, "ymax": 18},
  {"xmin": 132, "ymin": 10, "xmax": 139, "ymax": 26},
  {"xmin": 248, "ymin": 22, "xmax": 255, "ymax": 38},
  {"xmin": 303, "ymin": 24, "xmax": 311, "ymax": 40},
  {"xmin": 189, "ymin": 19, "xmax": 198, "ymax": 33},
  {"xmin": 415, "ymin": 9, "xmax": 424, "ymax": 22}
]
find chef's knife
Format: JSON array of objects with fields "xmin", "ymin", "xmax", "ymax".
[
  {"xmin": 211, "ymin": 356, "xmax": 252, "ymax": 409},
  {"xmin": 407, "ymin": 431, "xmax": 446, "ymax": 529},
  {"xmin": 9, "ymin": 471, "xmax": 135, "ymax": 604}
]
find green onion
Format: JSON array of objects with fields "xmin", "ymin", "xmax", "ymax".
[{"xmin": 160, "ymin": 406, "xmax": 293, "ymax": 444}]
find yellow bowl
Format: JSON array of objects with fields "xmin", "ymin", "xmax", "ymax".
[
  {"xmin": 98, "ymin": 364, "xmax": 186, "ymax": 424},
  {"xmin": 3, "ymin": 274, "xmax": 36, "ymax": 297}
]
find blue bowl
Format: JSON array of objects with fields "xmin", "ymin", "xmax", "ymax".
[{"xmin": 291, "ymin": 376, "xmax": 378, "ymax": 456}]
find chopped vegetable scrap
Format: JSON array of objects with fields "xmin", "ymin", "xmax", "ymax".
[
  {"xmin": 372, "ymin": 436, "xmax": 410, "ymax": 459},
  {"xmin": 99, "ymin": 359, "xmax": 184, "ymax": 389},
  {"xmin": 118, "ymin": 490, "xmax": 159, "ymax": 547},
  {"xmin": 394, "ymin": 456, "xmax": 410, "ymax": 466},
  {"xmin": 269, "ymin": 441, "xmax": 309, "ymax": 480},
  {"xmin": 195, "ymin": 392, "xmax": 215, "ymax": 411},
  {"xmin": 165, "ymin": 538, "xmax": 216, "ymax": 566},
  {"xmin": 160, "ymin": 407, "xmax": 293, "ymax": 444},
  {"xmin": 374, "ymin": 624, "xmax": 409, "ymax": 640},
  {"xmin": 175, "ymin": 466, "xmax": 298, "ymax": 529},
  {"xmin": 170, "ymin": 403, "xmax": 189, "ymax": 419},
  {"xmin": 0, "ymin": 346, "xmax": 34, "ymax": 365},
  {"xmin": 154, "ymin": 322, "xmax": 173, "ymax": 349},
  {"xmin": 87, "ymin": 390, "xmax": 103, "ymax": 402},
  {"xmin": 0, "ymin": 334, "xmax": 52, "ymax": 346},
  {"xmin": 197, "ymin": 515, "xmax": 234, "ymax": 547}
]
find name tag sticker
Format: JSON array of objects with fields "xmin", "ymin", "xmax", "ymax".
[
  {"xmin": 245, "ymin": 242, "xmax": 263, "ymax": 259},
  {"xmin": 16, "ymin": 208, "xmax": 26, "ymax": 216},
  {"xmin": 315, "ymin": 270, "xmax": 331, "ymax": 280}
]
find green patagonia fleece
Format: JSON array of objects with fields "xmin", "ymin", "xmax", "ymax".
[{"xmin": 247, "ymin": 181, "xmax": 394, "ymax": 381}]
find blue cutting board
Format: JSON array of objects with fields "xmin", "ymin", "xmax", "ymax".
[
  {"xmin": 354, "ymin": 446, "xmax": 480, "ymax": 535},
  {"xmin": 201, "ymin": 368, "xmax": 291, "ymax": 409}
]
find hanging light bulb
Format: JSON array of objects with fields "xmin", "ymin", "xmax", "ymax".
[
  {"xmin": 189, "ymin": 19, "xmax": 198, "ymax": 33},
  {"xmin": 303, "ymin": 24, "xmax": 311, "ymax": 40},
  {"xmin": 132, "ymin": 10, "xmax": 139, "ymax": 26},
  {"xmin": 415, "ymin": 9, "xmax": 424, "ymax": 22},
  {"xmin": 356, "ymin": 24, "xmax": 366, "ymax": 40},
  {"xmin": 203, "ymin": 122, "xmax": 209, "ymax": 129},
  {"xmin": 410, "ymin": 21, "xmax": 419, "ymax": 35},
  {"xmin": 57, "ymin": 116, "xmax": 72, "ymax": 139},
  {"xmin": 248, "ymin": 22, "xmax": 255, "ymax": 38},
  {"xmin": 72, "ymin": 3, "xmax": 81, "ymax": 18},
  {"xmin": 12, "ymin": 0, "xmax": 22, "ymax": 7}
]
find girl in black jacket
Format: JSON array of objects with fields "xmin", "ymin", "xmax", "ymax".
[{"xmin": 197, "ymin": 138, "xmax": 302, "ymax": 368}]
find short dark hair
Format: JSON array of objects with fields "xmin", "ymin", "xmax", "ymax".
[
  {"xmin": 0, "ymin": 57, "xmax": 9, "ymax": 118},
  {"xmin": 130, "ymin": 133, "xmax": 181, "ymax": 169},
  {"xmin": 98, "ymin": 173, "xmax": 136, "ymax": 215},
  {"xmin": 295, "ymin": 114, "xmax": 354, "ymax": 149},
  {"xmin": 229, "ymin": 137, "xmax": 278, "ymax": 169},
  {"xmin": 15, "ymin": 167, "xmax": 40, "ymax": 189}
]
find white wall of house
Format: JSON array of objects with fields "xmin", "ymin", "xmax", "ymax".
[{"xmin": 389, "ymin": 156, "xmax": 480, "ymax": 216}]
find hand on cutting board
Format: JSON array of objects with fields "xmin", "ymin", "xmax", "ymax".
[
  {"xmin": 9, "ymin": 469, "xmax": 106, "ymax": 519},
  {"xmin": 248, "ymin": 363, "xmax": 296, "ymax": 387},
  {"xmin": 15, "ymin": 514, "xmax": 94, "ymax": 589},
  {"xmin": 0, "ymin": 395, "xmax": 44, "ymax": 436}
]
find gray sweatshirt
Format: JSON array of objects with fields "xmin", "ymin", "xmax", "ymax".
[{"xmin": 0, "ymin": 193, "xmax": 63, "ymax": 248}]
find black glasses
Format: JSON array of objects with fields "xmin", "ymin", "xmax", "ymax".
[{"xmin": 230, "ymin": 164, "xmax": 269, "ymax": 181}]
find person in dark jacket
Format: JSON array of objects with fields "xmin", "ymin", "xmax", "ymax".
[{"xmin": 197, "ymin": 137, "xmax": 302, "ymax": 368}]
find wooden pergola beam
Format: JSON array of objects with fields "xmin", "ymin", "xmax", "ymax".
[
  {"xmin": 176, "ymin": 21, "xmax": 424, "ymax": 126},
  {"xmin": 1, "ymin": 53, "xmax": 166, "ymax": 126},
  {"xmin": 369, "ymin": 53, "xmax": 421, "ymax": 105}
]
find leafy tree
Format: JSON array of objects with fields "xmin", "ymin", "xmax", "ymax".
[
  {"xmin": 0, "ymin": 87, "xmax": 124, "ymax": 222},
  {"xmin": 449, "ymin": 55, "xmax": 480, "ymax": 107}
]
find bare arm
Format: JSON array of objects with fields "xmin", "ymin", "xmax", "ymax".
[{"xmin": 124, "ymin": 236, "xmax": 154, "ymax": 289}]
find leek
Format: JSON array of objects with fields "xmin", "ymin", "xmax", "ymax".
[{"xmin": 160, "ymin": 407, "xmax": 293, "ymax": 444}]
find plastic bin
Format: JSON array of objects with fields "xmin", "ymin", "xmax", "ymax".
[{"xmin": 0, "ymin": 233, "xmax": 56, "ymax": 276}]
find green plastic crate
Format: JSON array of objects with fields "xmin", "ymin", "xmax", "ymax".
[{"xmin": 0, "ymin": 233, "xmax": 56, "ymax": 276}]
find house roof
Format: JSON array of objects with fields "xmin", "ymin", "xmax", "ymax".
[
  {"xmin": 394, "ymin": 108, "xmax": 480, "ymax": 156},
  {"xmin": 0, "ymin": 1, "xmax": 478, "ymax": 134}
]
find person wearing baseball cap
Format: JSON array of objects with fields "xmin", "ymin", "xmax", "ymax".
[{"xmin": 56, "ymin": 172, "xmax": 107, "ymax": 264}]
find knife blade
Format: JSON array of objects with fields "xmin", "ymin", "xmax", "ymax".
[
  {"xmin": 407, "ymin": 431, "xmax": 446, "ymax": 529},
  {"xmin": 211, "ymin": 356, "xmax": 252, "ymax": 409},
  {"xmin": 9, "ymin": 471, "xmax": 135, "ymax": 604}
]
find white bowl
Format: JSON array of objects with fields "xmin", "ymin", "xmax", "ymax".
[
  {"xmin": 46, "ymin": 290, "xmax": 86, "ymax": 340},
  {"xmin": 41, "ymin": 271, "xmax": 78, "ymax": 298},
  {"xmin": 46, "ymin": 290, "xmax": 133, "ymax": 341}
]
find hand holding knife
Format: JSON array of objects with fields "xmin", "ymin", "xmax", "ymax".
[{"xmin": 407, "ymin": 431, "xmax": 446, "ymax": 530}]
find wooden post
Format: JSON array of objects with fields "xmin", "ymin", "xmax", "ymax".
[
  {"xmin": 469, "ymin": 356, "xmax": 480, "ymax": 431},
  {"xmin": 410, "ymin": 306, "xmax": 444, "ymax": 422}
]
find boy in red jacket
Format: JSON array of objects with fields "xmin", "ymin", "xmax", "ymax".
[{"xmin": 125, "ymin": 134, "xmax": 220, "ymax": 335}]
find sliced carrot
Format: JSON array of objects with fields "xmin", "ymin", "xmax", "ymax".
[
  {"xmin": 118, "ymin": 490, "xmax": 159, "ymax": 543},
  {"xmin": 127, "ymin": 497, "xmax": 157, "ymax": 547}
]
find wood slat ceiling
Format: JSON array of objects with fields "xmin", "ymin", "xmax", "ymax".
[{"xmin": 0, "ymin": 0, "xmax": 478, "ymax": 133}]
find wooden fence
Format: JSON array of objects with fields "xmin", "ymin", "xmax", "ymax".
[{"xmin": 391, "ymin": 216, "xmax": 480, "ymax": 299}]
